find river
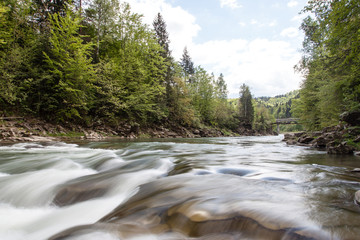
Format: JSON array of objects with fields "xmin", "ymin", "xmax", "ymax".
[{"xmin": 0, "ymin": 135, "xmax": 359, "ymax": 240}]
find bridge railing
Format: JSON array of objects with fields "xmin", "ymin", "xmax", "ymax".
[
  {"xmin": 273, "ymin": 118, "xmax": 299, "ymax": 124},
  {"xmin": 272, "ymin": 118, "xmax": 300, "ymax": 133}
]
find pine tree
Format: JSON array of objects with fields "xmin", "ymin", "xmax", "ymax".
[
  {"xmin": 152, "ymin": 12, "xmax": 175, "ymax": 110},
  {"xmin": 153, "ymin": 13, "xmax": 171, "ymax": 59},
  {"xmin": 216, "ymin": 73, "xmax": 227, "ymax": 99},
  {"xmin": 180, "ymin": 46, "xmax": 195, "ymax": 83},
  {"xmin": 239, "ymin": 83, "xmax": 254, "ymax": 128}
]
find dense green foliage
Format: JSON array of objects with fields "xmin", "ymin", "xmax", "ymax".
[
  {"xmin": 294, "ymin": 0, "xmax": 360, "ymax": 130},
  {"xmin": 256, "ymin": 90, "xmax": 299, "ymax": 119},
  {"xmin": 0, "ymin": 0, "xmax": 242, "ymax": 130},
  {"xmin": 255, "ymin": 90, "xmax": 303, "ymax": 132},
  {"xmin": 229, "ymin": 90, "xmax": 304, "ymax": 132},
  {"xmin": 238, "ymin": 84, "xmax": 254, "ymax": 128}
]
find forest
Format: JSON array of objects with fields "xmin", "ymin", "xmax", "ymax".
[
  {"xmin": 0, "ymin": 0, "xmax": 244, "ymax": 132},
  {"xmin": 1, "ymin": 0, "xmax": 357, "ymax": 135},
  {"xmin": 293, "ymin": 0, "xmax": 360, "ymax": 130}
]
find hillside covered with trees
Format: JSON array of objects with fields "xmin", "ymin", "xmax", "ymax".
[
  {"xmin": 0, "ymin": 0, "xmax": 245, "ymax": 135},
  {"xmin": 3, "ymin": 0, "xmax": 356, "ymax": 139},
  {"xmin": 293, "ymin": 0, "xmax": 360, "ymax": 130},
  {"xmin": 229, "ymin": 90, "xmax": 302, "ymax": 133}
]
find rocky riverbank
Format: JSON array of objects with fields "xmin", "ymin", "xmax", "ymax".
[
  {"xmin": 283, "ymin": 111, "xmax": 360, "ymax": 155},
  {"xmin": 0, "ymin": 117, "xmax": 275, "ymax": 142},
  {"xmin": 283, "ymin": 124, "xmax": 360, "ymax": 155}
]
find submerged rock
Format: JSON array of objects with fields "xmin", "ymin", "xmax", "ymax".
[
  {"xmin": 49, "ymin": 174, "xmax": 336, "ymax": 240},
  {"xmin": 217, "ymin": 168, "xmax": 254, "ymax": 176},
  {"xmin": 52, "ymin": 174, "xmax": 112, "ymax": 206},
  {"xmin": 355, "ymin": 190, "xmax": 360, "ymax": 206}
]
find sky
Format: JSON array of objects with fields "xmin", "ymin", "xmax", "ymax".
[{"xmin": 124, "ymin": 0, "xmax": 309, "ymax": 98}]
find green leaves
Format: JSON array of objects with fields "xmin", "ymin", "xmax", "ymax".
[
  {"xmin": 295, "ymin": 0, "xmax": 360, "ymax": 130},
  {"xmin": 91, "ymin": 2, "xmax": 166, "ymax": 123},
  {"xmin": 42, "ymin": 8, "xmax": 95, "ymax": 122},
  {"xmin": 239, "ymin": 83, "xmax": 254, "ymax": 127},
  {"xmin": 1, "ymin": 0, "xmax": 240, "ymax": 131}
]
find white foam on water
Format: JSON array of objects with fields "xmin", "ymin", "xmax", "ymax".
[
  {"xmin": 0, "ymin": 168, "xmax": 96, "ymax": 207},
  {"xmin": 0, "ymin": 142, "xmax": 125, "ymax": 173},
  {"xmin": 0, "ymin": 155, "xmax": 173, "ymax": 240},
  {"xmin": 0, "ymin": 194, "xmax": 125, "ymax": 240},
  {"xmin": 0, "ymin": 172, "xmax": 10, "ymax": 177},
  {"xmin": 0, "ymin": 203, "xmax": 54, "ymax": 240},
  {"xmin": 64, "ymin": 231, "xmax": 120, "ymax": 240},
  {"xmin": 23, "ymin": 198, "xmax": 123, "ymax": 240}
]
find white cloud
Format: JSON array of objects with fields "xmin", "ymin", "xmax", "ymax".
[
  {"xmin": 191, "ymin": 39, "xmax": 302, "ymax": 97},
  {"xmin": 239, "ymin": 21, "xmax": 246, "ymax": 27},
  {"xmin": 268, "ymin": 20, "xmax": 278, "ymax": 27},
  {"xmin": 125, "ymin": 0, "xmax": 201, "ymax": 59},
  {"xmin": 250, "ymin": 19, "xmax": 258, "ymax": 25},
  {"xmin": 249, "ymin": 19, "xmax": 277, "ymax": 28},
  {"xmin": 220, "ymin": 0, "xmax": 242, "ymax": 9},
  {"xmin": 280, "ymin": 27, "xmax": 299, "ymax": 38},
  {"xmin": 287, "ymin": 0, "xmax": 298, "ymax": 8},
  {"xmin": 291, "ymin": 14, "xmax": 307, "ymax": 22},
  {"xmin": 124, "ymin": 0, "xmax": 302, "ymax": 97}
]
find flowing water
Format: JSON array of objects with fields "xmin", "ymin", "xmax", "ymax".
[{"xmin": 0, "ymin": 136, "xmax": 360, "ymax": 240}]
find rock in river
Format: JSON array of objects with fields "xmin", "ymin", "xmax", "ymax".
[
  {"xmin": 355, "ymin": 190, "xmax": 360, "ymax": 206},
  {"xmin": 49, "ymin": 174, "xmax": 335, "ymax": 240}
]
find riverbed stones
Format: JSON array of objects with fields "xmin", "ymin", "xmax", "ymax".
[
  {"xmin": 298, "ymin": 135, "xmax": 314, "ymax": 144},
  {"xmin": 355, "ymin": 190, "xmax": 360, "ymax": 205},
  {"xmin": 83, "ymin": 130, "xmax": 104, "ymax": 139},
  {"xmin": 94, "ymin": 174, "xmax": 333, "ymax": 240},
  {"xmin": 284, "ymin": 124, "xmax": 359, "ymax": 155},
  {"xmin": 327, "ymin": 141, "xmax": 354, "ymax": 155},
  {"xmin": 217, "ymin": 168, "xmax": 254, "ymax": 176}
]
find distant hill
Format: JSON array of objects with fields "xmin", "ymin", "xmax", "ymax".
[
  {"xmin": 228, "ymin": 89, "xmax": 302, "ymax": 132},
  {"xmin": 255, "ymin": 90, "xmax": 300, "ymax": 119}
]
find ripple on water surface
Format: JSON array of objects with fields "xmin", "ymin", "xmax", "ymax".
[{"xmin": 0, "ymin": 137, "xmax": 360, "ymax": 240}]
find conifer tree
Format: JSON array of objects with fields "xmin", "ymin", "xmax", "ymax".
[
  {"xmin": 152, "ymin": 12, "xmax": 174, "ymax": 110},
  {"xmin": 153, "ymin": 13, "xmax": 171, "ymax": 59},
  {"xmin": 216, "ymin": 73, "xmax": 227, "ymax": 99},
  {"xmin": 180, "ymin": 46, "xmax": 195, "ymax": 83},
  {"xmin": 239, "ymin": 83, "xmax": 254, "ymax": 128}
]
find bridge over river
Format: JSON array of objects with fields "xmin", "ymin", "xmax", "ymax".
[{"xmin": 272, "ymin": 118, "xmax": 300, "ymax": 133}]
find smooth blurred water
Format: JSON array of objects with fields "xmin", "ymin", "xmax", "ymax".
[{"xmin": 0, "ymin": 136, "xmax": 359, "ymax": 239}]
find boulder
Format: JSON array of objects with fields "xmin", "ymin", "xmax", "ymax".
[
  {"xmin": 298, "ymin": 136, "xmax": 314, "ymax": 144},
  {"xmin": 282, "ymin": 133, "xmax": 294, "ymax": 141},
  {"xmin": 312, "ymin": 136, "xmax": 327, "ymax": 148},
  {"xmin": 84, "ymin": 130, "xmax": 103, "ymax": 139},
  {"xmin": 355, "ymin": 190, "xmax": 360, "ymax": 205},
  {"xmin": 294, "ymin": 132, "xmax": 305, "ymax": 138},
  {"xmin": 193, "ymin": 129, "xmax": 200, "ymax": 135},
  {"xmin": 327, "ymin": 142, "xmax": 354, "ymax": 155}
]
